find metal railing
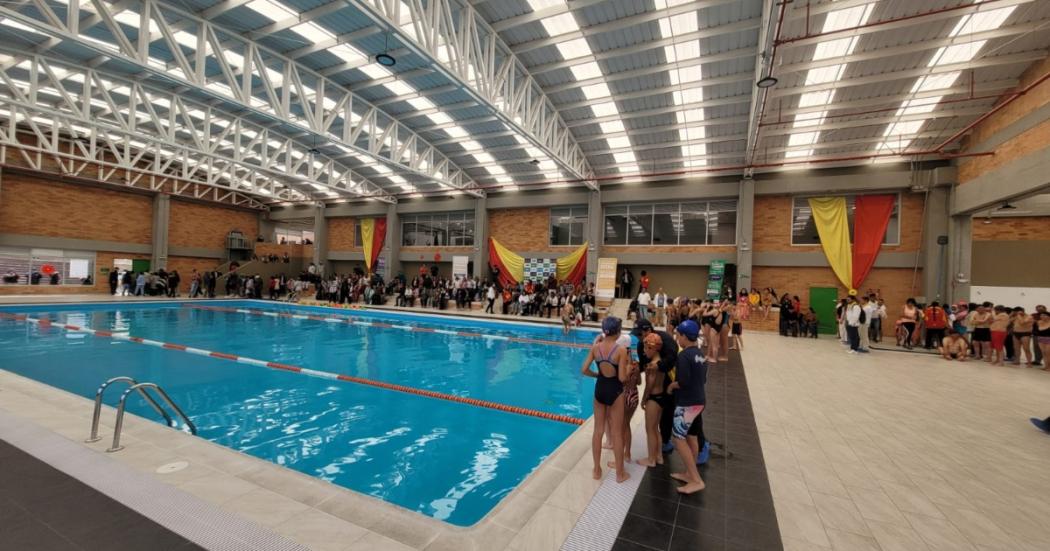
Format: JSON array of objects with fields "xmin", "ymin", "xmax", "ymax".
[{"xmin": 85, "ymin": 376, "xmax": 196, "ymax": 452}]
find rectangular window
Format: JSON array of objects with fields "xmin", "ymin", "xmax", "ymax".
[
  {"xmin": 549, "ymin": 206, "xmax": 587, "ymax": 246},
  {"xmin": 0, "ymin": 247, "xmax": 95, "ymax": 286},
  {"xmin": 602, "ymin": 201, "xmax": 736, "ymax": 246},
  {"xmin": 790, "ymin": 195, "xmax": 901, "ymax": 245},
  {"xmin": 354, "ymin": 222, "xmax": 363, "ymax": 247},
  {"xmin": 401, "ymin": 211, "xmax": 475, "ymax": 247}
]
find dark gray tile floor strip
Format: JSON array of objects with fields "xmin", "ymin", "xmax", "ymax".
[
  {"xmin": 614, "ymin": 350, "xmax": 783, "ymax": 551},
  {"xmin": 0, "ymin": 439, "xmax": 203, "ymax": 551}
]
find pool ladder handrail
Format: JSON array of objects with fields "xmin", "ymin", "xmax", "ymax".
[{"xmin": 85, "ymin": 377, "xmax": 197, "ymax": 452}]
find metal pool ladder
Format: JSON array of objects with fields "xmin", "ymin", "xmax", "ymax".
[{"xmin": 86, "ymin": 376, "xmax": 197, "ymax": 452}]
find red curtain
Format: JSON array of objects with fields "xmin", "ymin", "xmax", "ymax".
[
  {"xmin": 370, "ymin": 218, "xmax": 387, "ymax": 271},
  {"xmin": 851, "ymin": 195, "xmax": 895, "ymax": 289},
  {"xmin": 562, "ymin": 256, "xmax": 587, "ymax": 286}
]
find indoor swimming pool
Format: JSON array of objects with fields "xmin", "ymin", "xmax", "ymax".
[{"xmin": 0, "ymin": 300, "xmax": 599, "ymax": 526}]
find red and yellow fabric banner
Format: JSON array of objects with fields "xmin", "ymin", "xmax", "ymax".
[
  {"xmin": 555, "ymin": 242, "xmax": 588, "ymax": 286},
  {"xmin": 808, "ymin": 197, "xmax": 853, "ymax": 292},
  {"xmin": 851, "ymin": 195, "xmax": 895, "ymax": 290},
  {"xmin": 489, "ymin": 238, "xmax": 524, "ymax": 288},
  {"xmin": 360, "ymin": 218, "xmax": 387, "ymax": 273}
]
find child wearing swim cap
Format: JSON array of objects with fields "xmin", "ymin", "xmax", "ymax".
[{"xmin": 580, "ymin": 317, "xmax": 631, "ymax": 483}]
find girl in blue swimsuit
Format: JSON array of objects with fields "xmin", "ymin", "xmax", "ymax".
[{"xmin": 581, "ymin": 316, "xmax": 631, "ymax": 483}]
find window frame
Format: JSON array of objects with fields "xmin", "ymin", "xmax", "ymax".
[
  {"xmin": 0, "ymin": 247, "xmax": 97, "ymax": 286},
  {"xmin": 789, "ymin": 193, "xmax": 902, "ymax": 247},
  {"xmin": 602, "ymin": 200, "xmax": 737, "ymax": 246},
  {"xmin": 401, "ymin": 211, "xmax": 475, "ymax": 247},
  {"xmin": 549, "ymin": 206, "xmax": 588, "ymax": 247}
]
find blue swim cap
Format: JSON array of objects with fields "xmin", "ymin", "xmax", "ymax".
[
  {"xmin": 602, "ymin": 316, "xmax": 622, "ymax": 335},
  {"xmin": 676, "ymin": 320, "xmax": 700, "ymax": 341}
]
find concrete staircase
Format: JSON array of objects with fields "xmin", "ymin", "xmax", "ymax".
[{"xmin": 215, "ymin": 258, "xmax": 304, "ymax": 294}]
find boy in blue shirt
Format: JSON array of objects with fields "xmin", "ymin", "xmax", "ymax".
[{"xmin": 667, "ymin": 320, "xmax": 707, "ymax": 494}]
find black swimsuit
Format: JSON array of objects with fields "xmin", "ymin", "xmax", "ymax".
[{"xmin": 593, "ymin": 343, "xmax": 623, "ymax": 406}]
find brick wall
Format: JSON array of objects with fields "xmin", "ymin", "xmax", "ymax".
[
  {"xmin": 751, "ymin": 266, "xmax": 919, "ymax": 316},
  {"xmin": 958, "ymin": 55, "xmax": 1050, "ymax": 183},
  {"xmin": 165, "ymin": 255, "xmax": 221, "ymax": 293},
  {"xmin": 753, "ymin": 193, "xmax": 924, "ymax": 253},
  {"xmin": 0, "ymin": 174, "xmax": 152, "ymax": 244},
  {"xmin": 328, "ymin": 217, "xmax": 358, "ymax": 251},
  {"xmin": 972, "ymin": 216, "xmax": 1050, "ymax": 241},
  {"xmin": 169, "ymin": 199, "xmax": 257, "ymax": 250},
  {"xmin": 488, "ymin": 207, "xmax": 580, "ymax": 252}
]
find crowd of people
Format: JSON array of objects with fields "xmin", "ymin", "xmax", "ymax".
[{"xmin": 107, "ymin": 268, "xmax": 193, "ymax": 297}]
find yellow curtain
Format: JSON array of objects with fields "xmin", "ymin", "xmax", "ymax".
[
  {"xmin": 489, "ymin": 238, "xmax": 525, "ymax": 283},
  {"xmin": 555, "ymin": 242, "xmax": 588, "ymax": 280},
  {"xmin": 808, "ymin": 197, "xmax": 853, "ymax": 291},
  {"xmin": 360, "ymin": 218, "xmax": 375, "ymax": 271}
]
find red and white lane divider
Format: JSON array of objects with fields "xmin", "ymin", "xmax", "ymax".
[
  {"xmin": 0, "ymin": 312, "xmax": 584, "ymax": 426},
  {"xmin": 184, "ymin": 304, "xmax": 591, "ymax": 350}
]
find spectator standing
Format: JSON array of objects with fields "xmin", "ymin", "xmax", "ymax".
[
  {"xmin": 860, "ymin": 295, "xmax": 875, "ymax": 352},
  {"xmin": 637, "ymin": 288, "xmax": 652, "ymax": 321},
  {"xmin": 108, "ymin": 269, "xmax": 119, "ymax": 295},
  {"xmin": 924, "ymin": 302, "xmax": 948, "ymax": 349},
  {"xmin": 845, "ymin": 296, "xmax": 863, "ymax": 353},
  {"xmin": 653, "ymin": 288, "xmax": 668, "ymax": 328},
  {"xmin": 619, "ymin": 267, "xmax": 634, "ymax": 299}
]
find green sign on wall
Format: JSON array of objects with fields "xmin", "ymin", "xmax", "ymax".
[{"xmin": 706, "ymin": 260, "xmax": 725, "ymax": 299}]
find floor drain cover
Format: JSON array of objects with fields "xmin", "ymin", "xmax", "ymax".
[{"xmin": 156, "ymin": 461, "xmax": 189, "ymax": 474}]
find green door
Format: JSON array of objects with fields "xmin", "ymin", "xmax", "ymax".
[
  {"xmin": 809, "ymin": 287, "xmax": 839, "ymax": 335},
  {"xmin": 131, "ymin": 259, "xmax": 151, "ymax": 273}
]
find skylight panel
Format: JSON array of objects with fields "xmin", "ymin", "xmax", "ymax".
[
  {"xmin": 788, "ymin": 132, "xmax": 819, "ymax": 147},
  {"xmin": 912, "ymin": 72, "xmax": 961, "ymax": 93},
  {"xmin": 472, "ymin": 152, "xmax": 495, "ymax": 163},
  {"xmin": 245, "ymin": 0, "xmax": 294, "ymax": 21},
  {"xmin": 537, "ymin": 160, "xmax": 557, "ymax": 170},
  {"xmin": 570, "ymin": 62, "xmax": 603, "ymax": 81},
  {"xmin": 427, "ymin": 112, "xmax": 453, "ymax": 125},
  {"xmin": 672, "ymin": 87, "xmax": 704, "ymax": 105},
  {"xmin": 822, "ymin": 3, "xmax": 875, "ymax": 32},
  {"xmin": 444, "ymin": 126, "xmax": 468, "ymax": 138},
  {"xmin": 676, "ymin": 108, "xmax": 704, "ymax": 123},
  {"xmin": 812, "ymin": 37, "xmax": 857, "ymax": 61},
  {"xmin": 606, "ymin": 136, "xmax": 631, "ymax": 149},
  {"xmin": 896, "ymin": 98, "xmax": 940, "ymax": 116},
  {"xmin": 805, "ymin": 64, "xmax": 845, "ymax": 85},
  {"xmin": 290, "ymin": 22, "xmax": 334, "ymax": 44},
  {"xmin": 883, "ymin": 120, "xmax": 925, "ymax": 136},
  {"xmin": 408, "ymin": 97, "xmax": 434, "ymax": 110},
  {"xmin": 1, "ymin": 19, "xmax": 48, "ymax": 36},
  {"xmin": 330, "ymin": 45, "xmax": 365, "ymax": 63},
  {"xmin": 665, "ymin": 40, "xmax": 701, "ymax": 62},
  {"xmin": 590, "ymin": 102, "xmax": 618, "ymax": 117},
  {"xmin": 383, "ymin": 80, "xmax": 415, "ymax": 96},
  {"xmin": 785, "ymin": 149, "xmax": 811, "ymax": 159},
  {"xmin": 528, "ymin": 0, "xmax": 563, "ymax": 10},
  {"xmin": 461, "ymin": 140, "xmax": 483, "ymax": 151},
  {"xmin": 541, "ymin": 12, "xmax": 579, "ymax": 37},
  {"xmin": 556, "ymin": 38, "xmax": 592, "ymax": 60},
  {"xmin": 950, "ymin": 6, "xmax": 1016, "ymax": 37},
  {"xmin": 669, "ymin": 66, "xmax": 702, "ymax": 86},
  {"xmin": 929, "ymin": 41, "xmax": 986, "ymax": 66},
  {"xmin": 658, "ymin": 12, "xmax": 699, "ymax": 37},
  {"xmin": 114, "ymin": 10, "xmax": 160, "ymax": 34},
  {"xmin": 485, "ymin": 166, "xmax": 507, "ymax": 175},
  {"xmin": 600, "ymin": 121, "xmax": 625, "ymax": 133},
  {"xmin": 792, "ymin": 115, "xmax": 825, "ymax": 128},
  {"xmin": 613, "ymin": 152, "xmax": 636, "ymax": 164},
  {"xmin": 358, "ymin": 64, "xmax": 390, "ymax": 80},
  {"xmin": 682, "ymin": 144, "xmax": 706, "ymax": 157},
  {"xmin": 581, "ymin": 83, "xmax": 612, "ymax": 100},
  {"xmin": 797, "ymin": 91, "xmax": 832, "ymax": 109}
]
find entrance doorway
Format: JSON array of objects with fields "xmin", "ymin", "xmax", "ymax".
[{"xmin": 809, "ymin": 287, "xmax": 839, "ymax": 335}]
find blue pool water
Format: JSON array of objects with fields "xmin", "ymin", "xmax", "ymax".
[{"xmin": 0, "ymin": 300, "xmax": 602, "ymax": 526}]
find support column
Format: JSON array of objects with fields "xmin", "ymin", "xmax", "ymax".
[
  {"xmin": 921, "ymin": 186, "xmax": 951, "ymax": 303},
  {"xmin": 586, "ymin": 190, "xmax": 602, "ymax": 285},
  {"xmin": 472, "ymin": 195, "xmax": 488, "ymax": 278},
  {"xmin": 151, "ymin": 194, "xmax": 170, "ymax": 270},
  {"xmin": 312, "ymin": 203, "xmax": 327, "ymax": 276},
  {"xmin": 384, "ymin": 202, "xmax": 400, "ymax": 279},
  {"xmin": 947, "ymin": 213, "xmax": 972, "ymax": 304},
  {"xmin": 735, "ymin": 178, "xmax": 754, "ymax": 295}
]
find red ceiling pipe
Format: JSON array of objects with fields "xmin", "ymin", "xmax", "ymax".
[
  {"xmin": 775, "ymin": 0, "xmax": 1011, "ymax": 46},
  {"xmin": 933, "ymin": 69, "xmax": 1050, "ymax": 152}
]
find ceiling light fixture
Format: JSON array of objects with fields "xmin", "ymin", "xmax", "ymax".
[
  {"xmin": 997, "ymin": 202, "xmax": 1017, "ymax": 211},
  {"xmin": 376, "ymin": 33, "xmax": 396, "ymax": 66},
  {"xmin": 756, "ymin": 75, "xmax": 778, "ymax": 88}
]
